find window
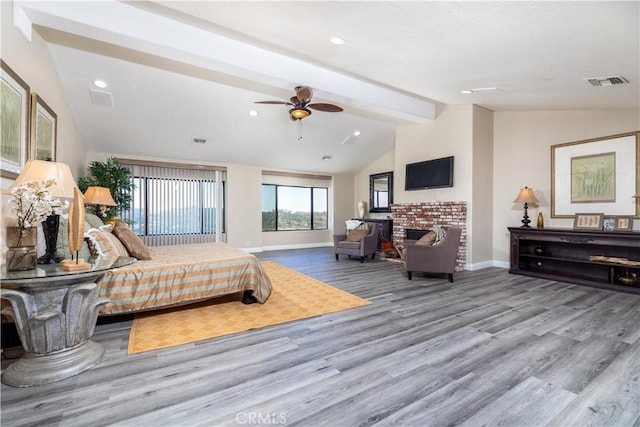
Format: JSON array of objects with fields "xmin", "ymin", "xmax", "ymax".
[
  {"xmin": 119, "ymin": 160, "xmax": 225, "ymax": 246},
  {"xmin": 262, "ymin": 184, "xmax": 328, "ymax": 231}
]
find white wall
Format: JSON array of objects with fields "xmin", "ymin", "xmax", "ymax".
[{"xmin": 492, "ymin": 109, "xmax": 640, "ymax": 265}]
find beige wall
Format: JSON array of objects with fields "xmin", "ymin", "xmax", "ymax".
[
  {"xmin": 87, "ymin": 151, "xmax": 345, "ymax": 251},
  {"xmin": 395, "ymin": 105, "xmax": 474, "ymax": 205},
  {"xmin": 492, "ymin": 109, "xmax": 640, "ymax": 265},
  {"xmin": 0, "ymin": 1, "xmax": 85, "ymax": 181},
  {"xmin": 1, "ymin": 2, "xmax": 86, "ymax": 257},
  {"xmin": 333, "ymin": 173, "xmax": 356, "ymax": 234},
  {"xmin": 354, "ymin": 150, "xmax": 394, "ymax": 220},
  {"xmin": 471, "ymin": 106, "xmax": 494, "ymax": 267}
]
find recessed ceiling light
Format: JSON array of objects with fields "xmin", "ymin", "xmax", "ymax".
[
  {"xmin": 249, "ymin": 110, "xmax": 259, "ymax": 117},
  {"xmin": 330, "ymin": 37, "xmax": 346, "ymax": 45},
  {"xmin": 93, "ymin": 80, "xmax": 107, "ymax": 89},
  {"xmin": 461, "ymin": 90, "xmax": 473, "ymax": 94},
  {"xmin": 353, "ymin": 130, "xmax": 361, "ymax": 137}
]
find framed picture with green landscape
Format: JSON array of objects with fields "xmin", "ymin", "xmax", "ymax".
[
  {"xmin": 1, "ymin": 60, "xmax": 30, "ymax": 179},
  {"xmin": 551, "ymin": 132, "xmax": 639, "ymax": 218},
  {"xmin": 30, "ymin": 93, "xmax": 57, "ymax": 162}
]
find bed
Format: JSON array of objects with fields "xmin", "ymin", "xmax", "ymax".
[{"xmin": 97, "ymin": 242, "xmax": 272, "ymax": 315}]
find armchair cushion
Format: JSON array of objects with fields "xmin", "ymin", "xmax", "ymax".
[
  {"xmin": 416, "ymin": 231, "xmax": 436, "ymax": 245},
  {"xmin": 346, "ymin": 229, "xmax": 369, "ymax": 242}
]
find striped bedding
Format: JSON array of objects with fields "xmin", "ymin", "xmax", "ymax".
[{"xmin": 98, "ymin": 243, "xmax": 272, "ymax": 315}]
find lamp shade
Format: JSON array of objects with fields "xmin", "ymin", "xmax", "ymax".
[
  {"xmin": 513, "ymin": 186, "xmax": 539, "ymax": 204},
  {"xmin": 83, "ymin": 186, "xmax": 116, "ymax": 206},
  {"xmin": 4, "ymin": 160, "xmax": 77, "ymax": 198}
]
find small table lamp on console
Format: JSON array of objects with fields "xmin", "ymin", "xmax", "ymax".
[
  {"xmin": 83, "ymin": 186, "xmax": 116, "ymax": 219},
  {"xmin": 514, "ymin": 186, "xmax": 539, "ymax": 228}
]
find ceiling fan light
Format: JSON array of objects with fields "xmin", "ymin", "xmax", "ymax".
[{"xmin": 290, "ymin": 108, "xmax": 311, "ymax": 120}]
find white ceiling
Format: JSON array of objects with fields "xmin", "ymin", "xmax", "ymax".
[{"xmin": 15, "ymin": 1, "xmax": 640, "ymax": 174}]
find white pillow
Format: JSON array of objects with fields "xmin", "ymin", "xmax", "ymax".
[{"xmin": 346, "ymin": 220, "xmax": 363, "ymax": 230}]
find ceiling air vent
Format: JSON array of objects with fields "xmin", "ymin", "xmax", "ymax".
[
  {"xmin": 89, "ymin": 89, "xmax": 113, "ymax": 107},
  {"xmin": 584, "ymin": 76, "xmax": 629, "ymax": 87},
  {"xmin": 192, "ymin": 138, "xmax": 207, "ymax": 144}
]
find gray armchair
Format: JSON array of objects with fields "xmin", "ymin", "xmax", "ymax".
[
  {"xmin": 404, "ymin": 227, "xmax": 462, "ymax": 282},
  {"xmin": 334, "ymin": 223, "xmax": 379, "ymax": 263}
]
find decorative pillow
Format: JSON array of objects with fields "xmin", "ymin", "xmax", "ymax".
[
  {"xmin": 354, "ymin": 222, "xmax": 369, "ymax": 230},
  {"xmin": 85, "ymin": 213, "xmax": 105, "ymax": 228},
  {"xmin": 85, "ymin": 227, "xmax": 129, "ymax": 258},
  {"xmin": 432, "ymin": 225, "xmax": 447, "ymax": 245},
  {"xmin": 415, "ymin": 231, "xmax": 437, "ymax": 246},
  {"xmin": 346, "ymin": 228, "xmax": 369, "ymax": 242},
  {"xmin": 112, "ymin": 220, "xmax": 152, "ymax": 260},
  {"xmin": 56, "ymin": 213, "xmax": 93, "ymax": 259}
]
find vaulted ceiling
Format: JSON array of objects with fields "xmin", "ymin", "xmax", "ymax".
[{"xmin": 14, "ymin": 1, "xmax": 639, "ymax": 174}]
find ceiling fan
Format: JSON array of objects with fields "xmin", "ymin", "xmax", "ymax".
[{"xmin": 255, "ymin": 86, "xmax": 343, "ymax": 121}]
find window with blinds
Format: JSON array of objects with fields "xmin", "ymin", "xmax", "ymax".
[{"xmin": 117, "ymin": 159, "xmax": 226, "ymax": 246}]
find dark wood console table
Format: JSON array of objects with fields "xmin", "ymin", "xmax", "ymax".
[
  {"xmin": 353, "ymin": 218, "xmax": 392, "ymax": 251},
  {"xmin": 508, "ymin": 227, "xmax": 640, "ymax": 294}
]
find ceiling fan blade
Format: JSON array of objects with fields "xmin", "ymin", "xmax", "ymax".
[
  {"xmin": 308, "ymin": 103, "xmax": 343, "ymax": 112},
  {"xmin": 295, "ymin": 86, "xmax": 313, "ymax": 104},
  {"xmin": 254, "ymin": 101, "xmax": 293, "ymax": 105}
]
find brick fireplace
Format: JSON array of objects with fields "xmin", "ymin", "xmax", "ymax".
[{"xmin": 391, "ymin": 202, "xmax": 467, "ymax": 270}]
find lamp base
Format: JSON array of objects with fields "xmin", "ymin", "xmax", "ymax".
[
  {"xmin": 39, "ymin": 214, "xmax": 63, "ymax": 264},
  {"xmin": 520, "ymin": 203, "xmax": 532, "ymax": 228}
]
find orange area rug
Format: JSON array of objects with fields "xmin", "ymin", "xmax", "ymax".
[{"xmin": 127, "ymin": 261, "xmax": 370, "ymax": 354}]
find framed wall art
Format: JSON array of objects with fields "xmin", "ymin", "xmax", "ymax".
[
  {"xmin": 1, "ymin": 60, "xmax": 30, "ymax": 178},
  {"xmin": 551, "ymin": 132, "xmax": 639, "ymax": 218},
  {"xmin": 30, "ymin": 93, "xmax": 57, "ymax": 162},
  {"xmin": 573, "ymin": 213, "xmax": 604, "ymax": 230}
]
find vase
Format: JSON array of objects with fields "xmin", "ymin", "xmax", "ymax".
[
  {"xmin": 536, "ymin": 212, "xmax": 544, "ymax": 228},
  {"xmin": 357, "ymin": 201, "xmax": 366, "ymax": 218},
  {"xmin": 5, "ymin": 227, "xmax": 37, "ymax": 271}
]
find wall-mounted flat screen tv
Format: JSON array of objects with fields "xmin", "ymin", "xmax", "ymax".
[{"xmin": 405, "ymin": 155, "xmax": 454, "ymax": 190}]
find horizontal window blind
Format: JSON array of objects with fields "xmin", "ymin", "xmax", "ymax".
[{"xmin": 118, "ymin": 159, "xmax": 225, "ymax": 247}]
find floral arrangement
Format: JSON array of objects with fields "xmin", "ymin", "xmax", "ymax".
[{"xmin": 8, "ymin": 179, "xmax": 60, "ymax": 230}]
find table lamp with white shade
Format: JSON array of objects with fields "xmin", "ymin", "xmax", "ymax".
[
  {"xmin": 4, "ymin": 160, "xmax": 78, "ymax": 264},
  {"xmin": 83, "ymin": 186, "xmax": 117, "ymax": 219}
]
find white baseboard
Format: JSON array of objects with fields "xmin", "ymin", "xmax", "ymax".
[
  {"xmin": 466, "ymin": 260, "xmax": 509, "ymax": 271},
  {"xmin": 243, "ymin": 242, "xmax": 333, "ymax": 253}
]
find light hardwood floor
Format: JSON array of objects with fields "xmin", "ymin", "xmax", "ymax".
[{"xmin": 2, "ymin": 247, "xmax": 639, "ymax": 427}]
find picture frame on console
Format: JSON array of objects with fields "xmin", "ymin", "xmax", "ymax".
[
  {"xmin": 573, "ymin": 213, "xmax": 604, "ymax": 230},
  {"xmin": 613, "ymin": 215, "xmax": 634, "ymax": 231},
  {"xmin": 1, "ymin": 60, "xmax": 30, "ymax": 179},
  {"xmin": 551, "ymin": 132, "xmax": 639, "ymax": 218},
  {"xmin": 602, "ymin": 217, "xmax": 615, "ymax": 231}
]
